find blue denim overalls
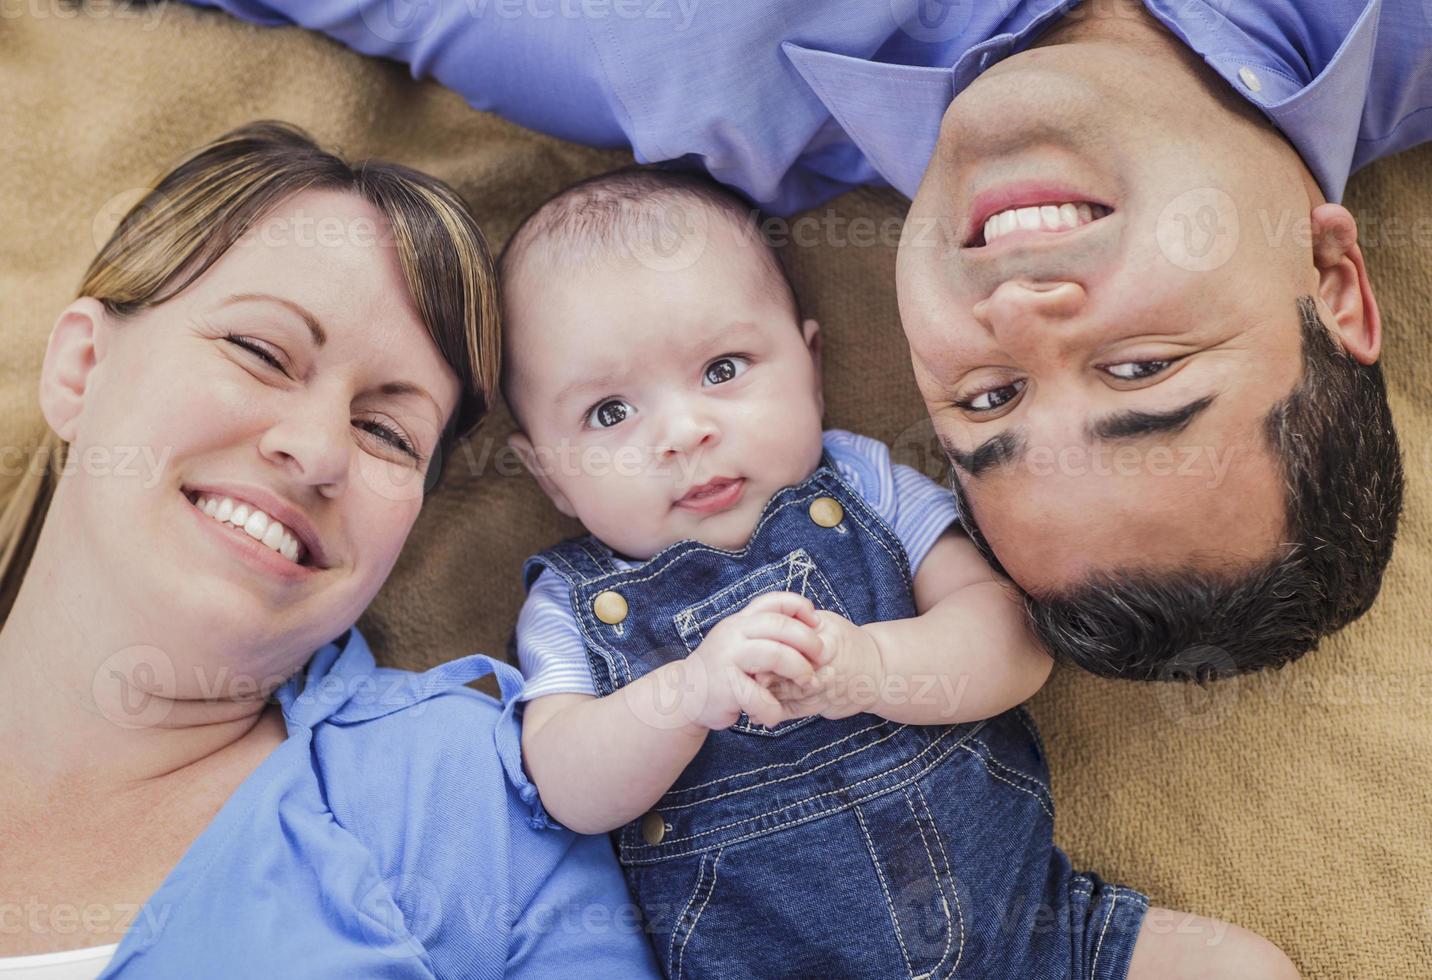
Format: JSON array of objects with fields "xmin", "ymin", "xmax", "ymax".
[{"xmin": 523, "ymin": 453, "xmax": 1147, "ymax": 979}]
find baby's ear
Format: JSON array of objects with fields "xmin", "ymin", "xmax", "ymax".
[
  {"xmin": 802, "ymin": 318, "xmax": 825, "ymax": 415},
  {"xmin": 506, "ymin": 430, "xmax": 577, "ymax": 519}
]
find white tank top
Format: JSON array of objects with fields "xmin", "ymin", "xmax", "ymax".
[{"xmin": 0, "ymin": 944, "xmax": 118, "ymax": 980}]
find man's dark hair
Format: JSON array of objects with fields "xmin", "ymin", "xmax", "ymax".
[{"xmin": 954, "ymin": 296, "xmax": 1404, "ymax": 681}]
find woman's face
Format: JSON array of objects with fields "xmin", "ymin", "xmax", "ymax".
[{"xmin": 42, "ymin": 189, "xmax": 462, "ymax": 695}]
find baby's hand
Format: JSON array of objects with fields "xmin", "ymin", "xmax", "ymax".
[
  {"xmin": 765, "ymin": 610, "xmax": 886, "ymax": 721},
  {"xmin": 684, "ymin": 591, "xmax": 825, "ymax": 731}
]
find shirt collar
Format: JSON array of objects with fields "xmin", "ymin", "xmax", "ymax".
[{"xmin": 783, "ymin": 0, "xmax": 1379, "ymax": 203}]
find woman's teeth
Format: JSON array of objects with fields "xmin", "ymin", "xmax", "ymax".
[
  {"xmin": 192, "ymin": 494, "xmax": 304, "ymax": 564},
  {"xmin": 982, "ymin": 202, "xmax": 1109, "ymax": 245}
]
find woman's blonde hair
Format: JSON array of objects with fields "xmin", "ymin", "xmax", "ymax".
[{"xmin": 0, "ymin": 121, "xmax": 501, "ymax": 621}]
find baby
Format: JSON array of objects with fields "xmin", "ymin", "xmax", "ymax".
[{"xmin": 498, "ymin": 169, "xmax": 1297, "ymax": 979}]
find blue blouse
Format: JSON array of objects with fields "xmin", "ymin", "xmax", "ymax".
[{"xmin": 98, "ymin": 628, "xmax": 660, "ymax": 978}]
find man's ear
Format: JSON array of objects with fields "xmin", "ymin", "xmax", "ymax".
[
  {"xmin": 39, "ymin": 298, "xmax": 110, "ymax": 442},
  {"xmin": 801, "ymin": 317, "xmax": 825, "ymax": 415},
  {"xmin": 1309, "ymin": 203, "xmax": 1381, "ymax": 364},
  {"xmin": 506, "ymin": 430, "xmax": 577, "ymax": 519}
]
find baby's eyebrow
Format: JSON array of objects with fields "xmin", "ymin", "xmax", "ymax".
[{"xmin": 553, "ymin": 370, "xmax": 628, "ymax": 409}]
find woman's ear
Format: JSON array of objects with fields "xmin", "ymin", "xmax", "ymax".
[
  {"xmin": 506, "ymin": 430, "xmax": 577, "ymax": 519},
  {"xmin": 1309, "ymin": 203, "xmax": 1381, "ymax": 364},
  {"xmin": 40, "ymin": 298, "xmax": 110, "ymax": 442}
]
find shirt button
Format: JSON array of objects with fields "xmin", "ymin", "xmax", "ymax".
[
  {"xmin": 808, "ymin": 496, "xmax": 845, "ymax": 528},
  {"xmin": 641, "ymin": 810, "xmax": 666, "ymax": 845},
  {"xmin": 1238, "ymin": 66, "xmax": 1262, "ymax": 93},
  {"xmin": 592, "ymin": 590, "xmax": 629, "ymax": 625}
]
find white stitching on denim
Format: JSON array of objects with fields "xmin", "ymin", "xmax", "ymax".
[
  {"xmin": 958, "ymin": 743, "xmax": 1055, "ymax": 819},
  {"xmin": 967, "ymin": 735, "xmax": 1052, "ymax": 800},
  {"xmin": 667, "ymin": 848, "xmax": 713, "ymax": 974},
  {"xmin": 655, "ymin": 720, "xmax": 928, "ymax": 814},
  {"xmin": 667, "ymin": 853, "xmax": 710, "ymax": 978},
  {"xmin": 1090, "ymin": 884, "xmax": 1118, "ymax": 980},
  {"xmin": 656, "ymin": 718, "xmax": 892, "ymax": 799},
  {"xmin": 911, "ymin": 782, "xmax": 964, "ymax": 978},
  {"xmin": 1012, "ymin": 708, "xmax": 1048, "ymax": 760},
  {"xmin": 621, "ymin": 732, "xmax": 970, "ymax": 864},
  {"xmin": 632, "ymin": 723, "xmax": 977, "ymax": 850},
  {"xmin": 855, "ymin": 803, "xmax": 916, "ymax": 978},
  {"xmin": 902, "ymin": 788, "xmax": 956, "ymax": 979},
  {"xmin": 674, "ymin": 848, "xmax": 722, "ymax": 980},
  {"xmin": 683, "ymin": 551, "xmax": 825, "ymax": 631}
]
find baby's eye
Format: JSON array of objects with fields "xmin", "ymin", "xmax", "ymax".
[
  {"xmin": 586, "ymin": 398, "xmax": 634, "ymax": 429},
  {"xmin": 703, "ymin": 355, "xmax": 750, "ymax": 386},
  {"xmin": 1101, "ymin": 360, "xmax": 1172, "ymax": 381}
]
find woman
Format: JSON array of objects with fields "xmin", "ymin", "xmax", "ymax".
[{"xmin": 0, "ymin": 122, "xmax": 659, "ymax": 977}]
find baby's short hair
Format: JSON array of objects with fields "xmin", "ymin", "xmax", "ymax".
[{"xmin": 497, "ymin": 166, "xmax": 800, "ymax": 428}]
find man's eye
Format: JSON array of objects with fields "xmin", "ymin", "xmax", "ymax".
[
  {"xmin": 586, "ymin": 398, "xmax": 634, "ymax": 429},
  {"xmin": 959, "ymin": 379, "xmax": 1025, "ymax": 413},
  {"xmin": 1102, "ymin": 360, "xmax": 1171, "ymax": 381},
  {"xmin": 703, "ymin": 355, "xmax": 750, "ymax": 386}
]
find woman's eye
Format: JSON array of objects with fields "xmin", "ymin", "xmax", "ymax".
[
  {"xmin": 703, "ymin": 355, "xmax": 750, "ymax": 386},
  {"xmin": 356, "ymin": 419, "xmax": 421, "ymax": 461},
  {"xmin": 960, "ymin": 379, "xmax": 1025, "ymax": 413},
  {"xmin": 1102, "ymin": 360, "xmax": 1172, "ymax": 381},
  {"xmin": 224, "ymin": 334, "xmax": 287, "ymax": 372},
  {"xmin": 586, "ymin": 398, "xmax": 634, "ymax": 429}
]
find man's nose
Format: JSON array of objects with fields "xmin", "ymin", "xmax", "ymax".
[{"xmin": 972, "ymin": 280, "xmax": 1088, "ymax": 356}]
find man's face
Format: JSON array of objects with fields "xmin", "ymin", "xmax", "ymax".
[{"xmin": 895, "ymin": 24, "xmax": 1318, "ymax": 591}]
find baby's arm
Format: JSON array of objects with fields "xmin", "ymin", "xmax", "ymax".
[
  {"xmin": 520, "ymin": 592, "xmax": 824, "ymax": 835},
  {"xmin": 771, "ymin": 529, "xmax": 1051, "ymax": 726}
]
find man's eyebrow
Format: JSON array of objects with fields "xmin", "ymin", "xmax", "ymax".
[
  {"xmin": 939, "ymin": 394, "xmax": 1217, "ymax": 479},
  {"xmin": 224, "ymin": 292, "xmax": 327, "ymax": 348},
  {"xmin": 940, "ymin": 430, "xmax": 1026, "ymax": 478},
  {"xmin": 1085, "ymin": 394, "xmax": 1216, "ymax": 441}
]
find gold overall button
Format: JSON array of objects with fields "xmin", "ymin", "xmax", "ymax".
[
  {"xmin": 641, "ymin": 810, "xmax": 667, "ymax": 845},
  {"xmin": 592, "ymin": 590, "xmax": 629, "ymax": 625},
  {"xmin": 808, "ymin": 496, "xmax": 844, "ymax": 528}
]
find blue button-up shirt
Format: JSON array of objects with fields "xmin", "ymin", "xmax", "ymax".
[
  {"xmin": 98, "ymin": 627, "xmax": 659, "ymax": 978},
  {"xmin": 185, "ymin": 0, "xmax": 1430, "ymax": 211}
]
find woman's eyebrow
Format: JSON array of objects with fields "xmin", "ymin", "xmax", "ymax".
[
  {"xmin": 378, "ymin": 380, "xmax": 442, "ymax": 420},
  {"xmin": 223, "ymin": 292, "xmax": 327, "ymax": 347}
]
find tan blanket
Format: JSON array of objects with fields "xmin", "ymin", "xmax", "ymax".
[{"xmin": 2, "ymin": 6, "xmax": 1429, "ymax": 976}]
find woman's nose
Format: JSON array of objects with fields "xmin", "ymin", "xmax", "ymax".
[
  {"xmin": 971, "ymin": 280, "xmax": 1088, "ymax": 354},
  {"xmin": 257, "ymin": 411, "xmax": 351, "ymax": 493}
]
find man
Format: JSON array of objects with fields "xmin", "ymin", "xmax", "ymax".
[{"xmin": 189, "ymin": 0, "xmax": 1419, "ymax": 678}]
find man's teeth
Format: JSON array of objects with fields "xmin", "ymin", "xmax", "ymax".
[
  {"xmin": 192, "ymin": 494, "xmax": 304, "ymax": 564},
  {"xmin": 982, "ymin": 202, "xmax": 1107, "ymax": 245}
]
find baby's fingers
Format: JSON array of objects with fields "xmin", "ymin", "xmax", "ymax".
[
  {"xmin": 735, "ymin": 639, "xmax": 817, "ymax": 686},
  {"xmin": 731, "ymin": 670, "xmax": 787, "ymax": 728},
  {"xmin": 739, "ymin": 591, "xmax": 820, "ymax": 628},
  {"xmin": 739, "ymin": 611, "xmax": 825, "ymax": 665}
]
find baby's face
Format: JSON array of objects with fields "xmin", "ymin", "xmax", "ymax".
[{"xmin": 508, "ymin": 218, "xmax": 826, "ymax": 560}]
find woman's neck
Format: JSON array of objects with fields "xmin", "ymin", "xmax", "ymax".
[{"xmin": 0, "ymin": 532, "xmax": 284, "ymax": 800}]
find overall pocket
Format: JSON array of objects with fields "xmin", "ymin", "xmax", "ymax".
[{"xmin": 672, "ymin": 548, "xmax": 850, "ymax": 736}]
